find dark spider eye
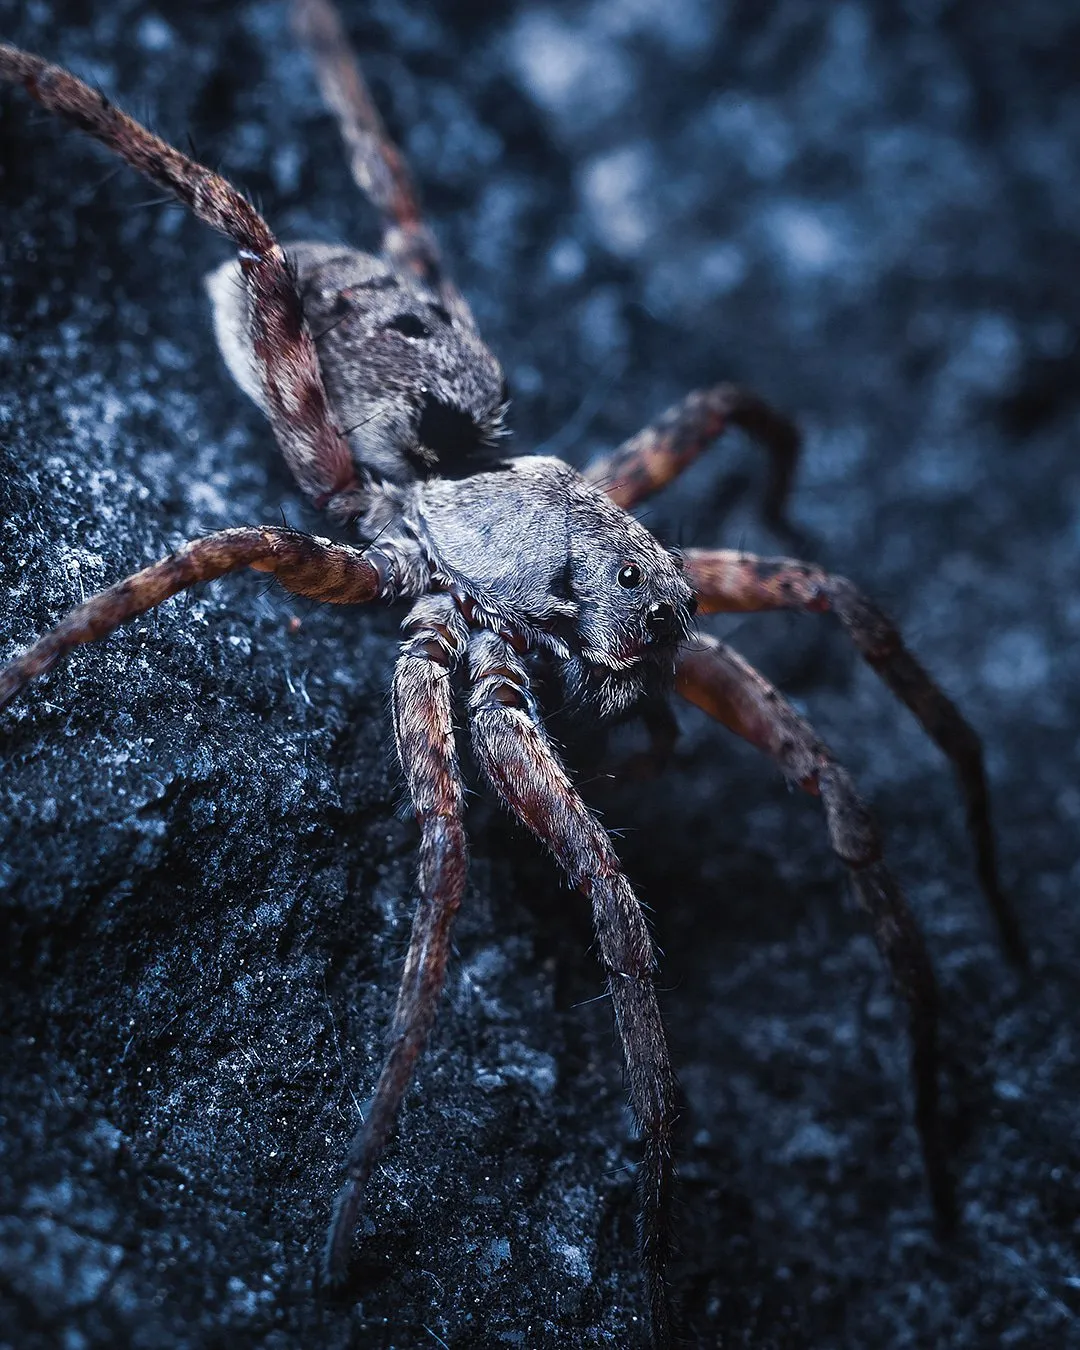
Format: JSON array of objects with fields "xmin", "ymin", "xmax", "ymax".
[
  {"xmin": 428, "ymin": 303, "xmax": 452, "ymax": 325},
  {"xmin": 417, "ymin": 392, "xmax": 484, "ymax": 461},
  {"xmin": 646, "ymin": 601, "xmax": 678, "ymax": 637},
  {"xmin": 618, "ymin": 564, "xmax": 642, "ymax": 588},
  {"xmin": 384, "ymin": 313, "xmax": 431, "ymax": 339}
]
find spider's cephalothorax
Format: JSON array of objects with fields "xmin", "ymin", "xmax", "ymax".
[
  {"xmin": 0, "ymin": 2, "xmax": 1027, "ymax": 1346},
  {"xmin": 402, "ymin": 456, "xmax": 698, "ymax": 717}
]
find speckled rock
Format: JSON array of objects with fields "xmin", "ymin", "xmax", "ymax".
[{"xmin": 1, "ymin": 2, "xmax": 1079, "ymax": 1347}]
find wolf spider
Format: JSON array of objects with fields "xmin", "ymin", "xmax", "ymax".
[{"xmin": 0, "ymin": 1, "xmax": 1026, "ymax": 1344}]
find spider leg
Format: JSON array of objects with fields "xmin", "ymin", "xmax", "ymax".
[
  {"xmin": 0, "ymin": 45, "xmax": 361, "ymax": 515},
  {"xmin": 467, "ymin": 629, "xmax": 678, "ymax": 1348},
  {"xmin": 682, "ymin": 548, "xmax": 1025, "ymax": 966},
  {"xmin": 676, "ymin": 634, "xmax": 955, "ymax": 1231},
  {"xmin": 291, "ymin": 0, "xmax": 477, "ymax": 331},
  {"xmin": 583, "ymin": 384, "xmax": 800, "ymax": 529},
  {"xmin": 609, "ymin": 697, "xmax": 682, "ymax": 783},
  {"xmin": 0, "ymin": 527, "xmax": 395, "ymax": 711},
  {"xmin": 325, "ymin": 596, "xmax": 468, "ymax": 1281}
]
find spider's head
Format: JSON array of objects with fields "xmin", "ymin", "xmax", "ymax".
[{"xmin": 564, "ymin": 483, "xmax": 697, "ymax": 718}]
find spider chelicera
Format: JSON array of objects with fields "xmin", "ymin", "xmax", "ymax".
[{"xmin": 0, "ymin": 1, "xmax": 1025, "ymax": 1343}]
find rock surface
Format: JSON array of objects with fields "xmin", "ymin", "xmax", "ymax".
[{"xmin": 1, "ymin": 1, "xmax": 1079, "ymax": 1346}]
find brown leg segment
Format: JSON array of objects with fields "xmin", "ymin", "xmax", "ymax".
[
  {"xmin": 676, "ymin": 635, "xmax": 955, "ymax": 1232},
  {"xmin": 325, "ymin": 598, "xmax": 468, "ymax": 1282},
  {"xmin": 583, "ymin": 384, "xmax": 801, "ymax": 526},
  {"xmin": 0, "ymin": 43, "xmax": 361, "ymax": 514},
  {"xmin": 683, "ymin": 548, "xmax": 1026, "ymax": 967},
  {"xmin": 0, "ymin": 527, "xmax": 386, "ymax": 711},
  {"xmin": 291, "ymin": 0, "xmax": 476, "ymax": 330},
  {"xmin": 468, "ymin": 629, "xmax": 678, "ymax": 1348}
]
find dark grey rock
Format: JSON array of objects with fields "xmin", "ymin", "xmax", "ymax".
[{"xmin": 2, "ymin": 1, "xmax": 1078, "ymax": 1347}]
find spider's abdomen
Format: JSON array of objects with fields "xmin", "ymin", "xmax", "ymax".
[{"xmin": 206, "ymin": 242, "xmax": 507, "ymax": 486}]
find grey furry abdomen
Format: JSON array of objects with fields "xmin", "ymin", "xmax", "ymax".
[{"xmin": 206, "ymin": 241, "xmax": 506, "ymax": 487}]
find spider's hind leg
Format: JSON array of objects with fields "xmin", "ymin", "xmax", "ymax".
[
  {"xmin": 325, "ymin": 595, "xmax": 469, "ymax": 1282},
  {"xmin": 291, "ymin": 0, "xmax": 476, "ymax": 330},
  {"xmin": 676, "ymin": 634, "xmax": 955, "ymax": 1231},
  {"xmin": 0, "ymin": 42, "xmax": 361, "ymax": 515}
]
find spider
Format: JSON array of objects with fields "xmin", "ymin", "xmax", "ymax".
[{"xmin": 0, "ymin": 1, "xmax": 1027, "ymax": 1344}]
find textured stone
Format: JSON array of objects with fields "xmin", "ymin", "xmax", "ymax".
[{"xmin": 2, "ymin": 1, "xmax": 1079, "ymax": 1347}]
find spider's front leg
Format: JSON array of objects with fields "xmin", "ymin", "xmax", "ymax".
[
  {"xmin": 0, "ymin": 528, "xmax": 393, "ymax": 710},
  {"xmin": 467, "ymin": 630, "xmax": 678, "ymax": 1348},
  {"xmin": 682, "ymin": 548, "xmax": 1026, "ymax": 965},
  {"xmin": 676, "ymin": 635, "xmax": 954, "ymax": 1229},
  {"xmin": 325, "ymin": 596, "xmax": 469, "ymax": 1281}
]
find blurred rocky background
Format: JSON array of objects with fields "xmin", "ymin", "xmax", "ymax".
[{"xmin": 1, "ymin": 1, "xmax": 1078, "ymax": 1345}]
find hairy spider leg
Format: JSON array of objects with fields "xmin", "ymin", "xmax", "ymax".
[
  {"xmin": 682, "ymin": 548, "xmax": 1026, "ymax": 966},
  {"xmin": 584, "ymin": 383, "xmax": 801, "ymax": 534},
  {"xmin": 468, "ymin": 629, "xmax": 679, "ymax": 1349},
  {"xmin": 291, "ymin": 0, "xmax": 478, "ymax": 332},
  {"xmin": 676, "ymin": 634, "xmax": 955, "ymax": 1232},
  {"xmin": 0, "ymin": 44, "xmax": 362, "ymax": 516},
  {"xmin": 0, "ymin": 528, "xmax": 388, "ymax": 711},
  {"xmin": 325, "ymin": 596, "xmax": 469, "ymax": 1282}
]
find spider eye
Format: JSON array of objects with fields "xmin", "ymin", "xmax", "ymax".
[
  {"xmin": 428, "ymin": 303, "xmax": 452, "ymax": 325},
  {"xmin": 646, "ymin": 601, "xmax": 677, "ymax": 637},
  {"xmin": 618, "ymin": 564, "xmax": 642, "ymax": 588},
  {"xmin": 384, "ymin": 313, "xmax": 431, "ymax": 339}
]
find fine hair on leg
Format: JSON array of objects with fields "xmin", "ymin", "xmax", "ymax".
[
  {"xmin": 676, "ymin": 634, "xmax": 954, "ymax": 1229},
  {"xmin": 324, "ymin": 596, "xmax": 469, "ymax": 1282},
  {"xmin": 467, "ymin": 628, "xmax": 679, "ymax": 1347}
]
